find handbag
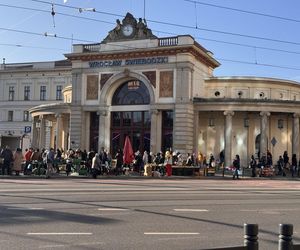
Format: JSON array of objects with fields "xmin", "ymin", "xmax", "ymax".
[{"xmin": 0, "ymin": 157, "xmax": 4, "ymax": 164}]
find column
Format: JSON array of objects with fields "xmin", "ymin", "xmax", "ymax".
[
  {"xmin": 193, "ymin": 111, "xmax": 200, "ymax": 155},
  {"xmin": 224, "ymin": 111, "xmax": 234, "ymax": 168},
  {"xmin": 98, "ymin": 110, "xmax": 109, "ymax": 152},
  {"xmin": 38, "ymin": 115, "xmax": 46, "ymax": 149},
  {"xmin": 55, "ymin": 114, "xmax": 63, "ymax": 150},
  {"xmin": 150, "ymin": 109, "xmax": 159, "ymax": 153},
  {"xmin": 31, "ymin": 116, "xmax": 38, "ymax": 149},
  {"xmin": 62, "ymin": 115, "xmax": 69, "ymax": 152},
  {"xmin": 292, "ymin": 113, "xmax": 300, "ymax": 160},
  {"xmin": 259, "ymin": 111, "xmax": 270, "ymax": 158}
]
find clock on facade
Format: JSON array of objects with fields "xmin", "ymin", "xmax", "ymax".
[{"xmin": 122, "ymin": 24, "xmax": 134, "ymax": 37}]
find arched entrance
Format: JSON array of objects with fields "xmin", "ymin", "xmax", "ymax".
[
  {"xmin": 255, "ymin": 133, "xmax": 268, "ymax": 158},
  {"xmin": 110, "ymin": 79, "xmax": 151, "ymax": 156}
]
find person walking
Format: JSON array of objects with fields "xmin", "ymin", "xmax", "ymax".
[
  {"xmin": 0, "ymin": 145, "xmax": 13, "ymax": 175},
  {"xmin": 45, "ymin": 148, "xmax": 55, "ymax": 179},
  {"xmin": 115, "ymin": 149, "xmax": 123, "ymax": 176},
  {"xmin": 277, "ymin": 155, "xmax": 284, "ymax": 176},
  {"xmin": 291, "ymin": 154, "xmax": 297, "ymax": 177},
  {"xmin": 165, "ymin": 151, "xmax": 172, "ymax": 176},
  {"xmin": 249, "ymin": 155, "xmax": 257, "ymax": 177},
  {"xmin": 232, "ymin": 154, "xmax": 240, "ymax": 179},
  {"xmin": 91, "ymin": 153, "xmax": 101, "ymax": 178},
  {"xmin": 12, "ymin": 148, "xmax": 24, "ymax": 176}
]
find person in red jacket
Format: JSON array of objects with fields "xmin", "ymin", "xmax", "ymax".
[{"xmin": 24, "ymin": 148, "xmax": 33, "ymax": 174}]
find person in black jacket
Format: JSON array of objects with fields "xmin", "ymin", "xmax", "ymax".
[
  {"xmin": 0, "ymin": 145, "xmax": 13, "ymax": 175},
  {"xmin": 291, "ymin": 153, "xmax": 297, "ymax": 177},
  {"xmin": 249, "ymin": 155, "xmax": 257, "ymax": 177},
  {"xmin": 232, "ymin": 154, "xmax": 240, "ymax": 180}
]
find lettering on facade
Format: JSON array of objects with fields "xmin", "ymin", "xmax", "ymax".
[
  {"xmin": 128, "ymin": 80, "xmax": 140, "ymax": 90},
  {"xmin": 89, "ymin": 57, "xmax": 168, "ymax": 68},
  {"xmin": 159, "ymin": 71, "xmax": 173, "ymax": 97},
  {"xmin": 86, "ymin": 75, "xmax": 99, "ymax": 100}
]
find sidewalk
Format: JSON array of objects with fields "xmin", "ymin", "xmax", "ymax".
[{"xmin": 0, "ymin": 171, "xmax": 300, "ymax": 181}]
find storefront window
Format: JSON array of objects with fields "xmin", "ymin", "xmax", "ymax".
[
  {"xmin": 161, "ymin": 110, "xmax": 173, "ymax": 152},
  {"xmin": 123, "ymin": 112, "xmax": 131, "ymax": 126},
  {"xmin": 112, "ymin": 112, "xmax": 121, "ymax": 126},
  {"xmin": 132, "ymin": 112, "xmax": 142, "ymax": 126}
]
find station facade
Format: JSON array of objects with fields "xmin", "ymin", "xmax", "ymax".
[{"xmin": 2, "ymin": 13, "xmax": 300, "ymax": 167}]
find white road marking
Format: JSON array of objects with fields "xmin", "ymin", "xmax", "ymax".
[
  {"xmin": 27, "ymin": 232, "xmax": 92, "ymax": 235},
  {"xmin": 39, "ymin": 245, "xmax": 65, "ymax": 248},
  {"xmin": 7, "ymin": 207, "xmax": 44, "ymax": 210},
  {"xmin": 39, "ymin": 242, "xmax": 104, "ymax": 248},
  {"xmin": 144, "ymin": 232, "xmax": 200, "ymax": 235},
  {"xmin": 173, "ymin": 209, "xmax": 209, "ymax": 212},
  {"xmin": 240, "ymin": 208, "xmax": 299, "ymax": 212},
  {"xmin": 97, "ymin": 208, "xmax": 128, "ymax": 211}
]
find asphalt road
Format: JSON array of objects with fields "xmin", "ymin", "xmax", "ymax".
[{"xmin": 0, "ymin": 176, "xmax": 299, "ymax": 250}]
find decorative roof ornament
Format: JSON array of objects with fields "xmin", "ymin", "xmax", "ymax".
[{"xmin": 102, "ymin": 12, "xmax": 157, "ymax": 43}]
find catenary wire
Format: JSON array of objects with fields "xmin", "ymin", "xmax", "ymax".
[
  {"xmin": 1, "ymin": 1, "xmax": 300, "ymax": 72},
  {"xmin": 184, "ymin": 0, "xmax": 300, "ymax": 24},
  {"xmin": 0, "ymin": 43, "xmax": 67, "ymax": 51},
  {"xmin": 24, "ymin": 0, "xmax": 300, "ymax": 47}
]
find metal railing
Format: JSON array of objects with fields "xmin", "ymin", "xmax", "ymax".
[
  {"xmin": 158, "ymin": 37, "xmax": 178, "ymax": 47},
  {"xmin": 83, "ymin": 43, "xmax": 101, "ymax": 52},
  {"xmin": 207, "ymin": 224, "xmax": 300, "ymax": 250}
]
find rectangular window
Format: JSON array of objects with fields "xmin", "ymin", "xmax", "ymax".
[
  {"xmin": 23, "ymin": 111, "xmax": 29, "ymax": 121},
  {"xmin": 24, "ymin": 86, "xmax": 30, "ymax": 100},
  {"xmin": 40, "ymin": 86, "xmax": 46, "ymax": 100},
  {"xmin": 9, "ymin": 86, "xmax": 14, "ymax": 101},
  {"xmin": 8, "ymin": 111, "xmax": 13, "ymax": 121},
  {"xmin": 56, "ymin": 85, "xmax": 63, "ymax": 100}
]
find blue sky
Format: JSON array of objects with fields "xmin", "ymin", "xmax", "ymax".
[{"xmin": 1, "ymin": 0, "xmax": 300, "ymax": 81}]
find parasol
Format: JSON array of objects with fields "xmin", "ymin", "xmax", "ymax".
[{"xmin": 123, "ymin": 136, "xmax": 134, "ymax": 165}]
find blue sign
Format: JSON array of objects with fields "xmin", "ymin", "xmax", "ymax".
[{"xmin": 24, "ymin": 126, "xmax": 31, "ymax": 133}]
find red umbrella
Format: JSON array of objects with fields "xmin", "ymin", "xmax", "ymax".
[{"xmin": 123, "ymin": 136, "xmax": 134, "ymax": 165}]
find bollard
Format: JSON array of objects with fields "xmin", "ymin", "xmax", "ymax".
[
  {"xmin": 244, "ymin": 224, "xmax": 258, "ymax": 250},
  {"xmin": 278, "ymin": 224, "xmax": 293, "ymax": 250}
]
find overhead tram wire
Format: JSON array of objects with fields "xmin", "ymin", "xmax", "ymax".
[
  {"xmin": 152, "ymin": 29, "xmax": 300, "ymax": 56},
  {"xmin": 184, "ymin": 0, "xmax": 300, "ymax": 24},
  {"xmin": 0, "ymin": 43, "xmax": 67, "ymax": 51},
  {"xmin": 0, "ymin": 27, "xmax": 95, "ymax": 43},
  {"xmin": 3, "ymin": 2, "xmax": 300, "ymax": 56},
  {"xmin": 1, "ymin": 26, "xmax": 300, "ymax": 73},
  {"xmin": 10, "ymin": 2, "xmax": 300, "ymax": 47},
  {"xmin": 216, "ymin": 58, "xmax": 300, "ymax": 72},
  {"xmin": 3, "ymin": 2, "xmax": 300, "ymax": 72}
]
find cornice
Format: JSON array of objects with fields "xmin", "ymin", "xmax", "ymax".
[{"xmin": 65, "ymin": 45, "xmax": 219, "ymax": 69}]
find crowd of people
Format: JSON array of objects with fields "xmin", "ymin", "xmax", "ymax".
[
  {"xmin": 1, "ymin": 145, "xmax": 300, "ymax": 179},
  {"xmin": 248, "ymin": 150, "xmax": 300, "ymax": 178}
]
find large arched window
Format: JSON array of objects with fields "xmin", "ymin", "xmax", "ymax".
[{"xmin": 112, "ymin": 80, "xmax": 150, "ymax": 105}]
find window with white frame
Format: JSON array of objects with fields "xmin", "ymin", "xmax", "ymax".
[
  {"xmin": 24, "ymin": 86, "xmax": 30, "ymax": 100},
  {"xmin": 56, "ymin": 85, "xmax": 63, "ymax": 100},
  {"xmin": 40, "ymin": 86, "xmax": 46, "ymax": 100},
  {"xmin": 9, "ymin": 86, "xmax": 15, "ymax": 101}
]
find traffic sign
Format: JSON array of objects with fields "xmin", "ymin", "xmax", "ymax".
[{"xmin": 24, "ymin": 126, "xmax": 31, "ymax": 133}]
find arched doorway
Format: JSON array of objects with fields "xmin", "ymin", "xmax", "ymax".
[
  {"xmin": 255, "ymin": 133, "xmax": 268, "ymax": 159},
  {"xmin": 110, "ymin": 79, "xmax": 151, "ymax": 156}
]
